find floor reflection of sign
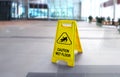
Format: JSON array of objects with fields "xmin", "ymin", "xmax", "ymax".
[{"xmin": 57, "ymin": 32, "xmax": 72, "ymax": 45}]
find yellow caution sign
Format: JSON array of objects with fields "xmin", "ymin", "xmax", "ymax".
[{"xmin": 51, "ymin": 20, "xmax": 82, "ymax": 67}]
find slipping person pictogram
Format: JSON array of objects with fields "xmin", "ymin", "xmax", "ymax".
[
  {"xmin": 57, "ymin": 32, "xmax": 72, "ymax": 45},
  {"xmin": 61, "ymin": 37, "xmax": 67, "ymax": 42}
]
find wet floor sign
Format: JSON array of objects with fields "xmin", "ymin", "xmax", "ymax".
[{"xmin": 51, "ymin": 20, "xmax": 83, "ymax": 67}]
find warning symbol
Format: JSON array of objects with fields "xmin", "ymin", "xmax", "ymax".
[{"xmin": 57, "ymin": 32, "xmax": 72, "ymax": 45}]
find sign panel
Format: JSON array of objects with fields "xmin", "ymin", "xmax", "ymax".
[{"xmin": 51, "ymin": 20, "xmax": 83, "ymax": 67}]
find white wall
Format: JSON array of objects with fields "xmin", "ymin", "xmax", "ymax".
[
  {"xmin": 115, "ymin": 0, "xmax": 120, "ymax": 20},
  {"xmin": 101, "ymin": 6, "xmax": 114, "ymax": 19},
  {"xmin": 81, "ymin": 0, "xmax": 113, "ymax": 20},
  {"xmin": 100, "ymin": 0, "xmax": 120, "ymax": 21},
  {"xmin": 81, "ymin": 0, "xmax": 101, "ymax": 19},
  {"xmin": 81, "ymin": 0, "xmax": 91, "ymax": 18}
]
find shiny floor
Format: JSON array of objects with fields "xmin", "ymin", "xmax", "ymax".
[{"xmin": 0, "ymin": 20, "xmax": 120, "ymax": 77}]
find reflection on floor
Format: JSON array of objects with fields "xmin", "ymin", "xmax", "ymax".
[{"xmin": 0, "ymin": 21, "xmax": 120, "ymax": 77}]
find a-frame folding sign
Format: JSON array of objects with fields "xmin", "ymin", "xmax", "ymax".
[{"xmin": 51, "ymin": 20, "xmax": 83, "ymax": 67}]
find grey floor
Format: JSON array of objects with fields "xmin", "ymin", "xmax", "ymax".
[{"xmin": 0, "ymin": 20, "xmax": 120, "ymax": 77}]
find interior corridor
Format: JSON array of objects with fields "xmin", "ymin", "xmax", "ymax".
[{"xmin": 0, "ymin": 20, "xmax": 120, "ymax": 77}]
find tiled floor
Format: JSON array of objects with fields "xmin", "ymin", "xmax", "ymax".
[{"xmin": 0, "ymin": 20, "xmax": 120, "ymax": 77}]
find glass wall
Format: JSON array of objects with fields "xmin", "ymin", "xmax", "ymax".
[
  {"xmin": 28, "ymin": 0, "xmax": 48, "ymax": 19},
  {"xmin": 28, "ymin": 4, "xmax": 48, "ymax": 19},
  {"xmin": 48, "ymin": 0, "xmax": 73, "ymax": 19},
  {"xmin": 28, "ymin": 0, "xmax": 74, "ymax": 19},
  {"xmin": 10, "ymin": 0, "xmax": 81, "ymax": 20},
  {"xmin": 10, "ymin": 0, "xmax": 120, "ymax": 21},
  {"xmin": 29, "ymin": 8, "xmax": 48, "ymax": 18},
  {"xmin": 11, "ymin": 1, "xmax": 26, "ymax": 19},
  {"xmin": 18, "ymin": 4, "xmax": 26, "ymax": 18},
  {"xmin": 11, "ymin": 2, "xmax": 18, "ymax": 18}
]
